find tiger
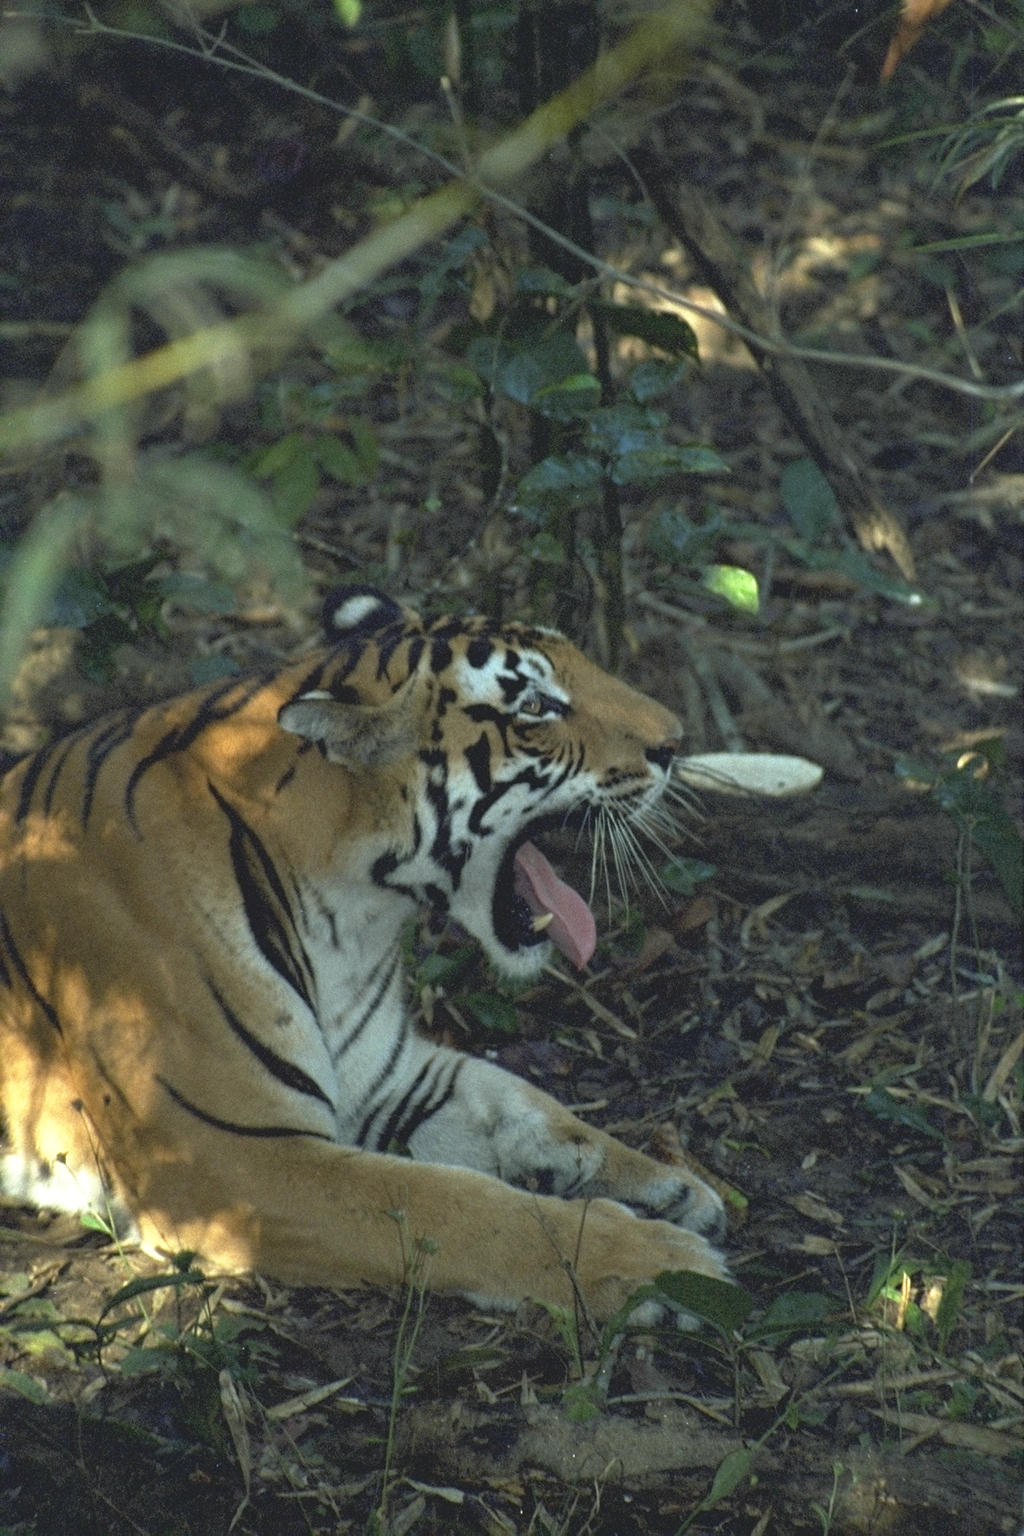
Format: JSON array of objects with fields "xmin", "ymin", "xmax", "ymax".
[{"xmin": 0, "ymin": 584, "xmax": 727, "ymax": 1321}]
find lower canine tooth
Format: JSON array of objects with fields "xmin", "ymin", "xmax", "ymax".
[{"xmin": 531, "ymin": 913, "xmax": 555, "ymax": 933}]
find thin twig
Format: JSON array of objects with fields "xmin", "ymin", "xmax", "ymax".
[{"xmin": 39, "ymin": 9, "xmax": 1024, "ymax": 408}]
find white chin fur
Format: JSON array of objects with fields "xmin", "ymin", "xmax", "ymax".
[
  {"xmin": 0, "ymin": 1152, "xmax": 136, "ymax": 1238},
  {"xmin": 482, "ymin": 930, "xmax": 552, "ymax": 982}
]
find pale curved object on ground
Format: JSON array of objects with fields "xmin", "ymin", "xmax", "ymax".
[{"xmin": 676, "ymin": 753, "xmax": 823, "ymax": 797}]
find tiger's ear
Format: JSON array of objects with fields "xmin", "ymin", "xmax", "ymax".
[
  {"xmin": 278, "ymin": 678, "xmax": 417, "ymax": 766},
  {"xmin": 322, "ymin": 584, "xmax": 414, "ymax": 641}
]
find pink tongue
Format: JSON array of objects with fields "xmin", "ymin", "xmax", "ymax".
[{"xmin": 513, "ymin": 841, "xmax": 596, "ymax": 970}]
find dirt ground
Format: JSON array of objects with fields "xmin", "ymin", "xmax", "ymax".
[{"xmin": 1, "ymin": 6, "xmax": 1022, "ymax": 1533}]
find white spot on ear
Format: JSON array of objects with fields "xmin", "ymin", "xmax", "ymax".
[{"xmin": 330, "ymin": 593, "xmax": 386, "ymax": 631}]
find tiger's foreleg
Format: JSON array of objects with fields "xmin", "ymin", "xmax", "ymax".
[
  {"xmin": 393, "ymin": 1048, "xmax": 726, "ymax": 1241},
  {"xmin": 132, "ymin": 1130, "xmax": 727, "ymax": 1320}
]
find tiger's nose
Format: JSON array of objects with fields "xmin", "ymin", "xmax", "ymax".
[{"xmin": 646, "ymin": 737, "xmax": 682, "ymax": 772}]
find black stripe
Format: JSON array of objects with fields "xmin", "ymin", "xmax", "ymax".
[
  {"xmin": 208, "ymin": 782, "xmax": 315, "ymax": 1012},
  {"xmin": 204, "ymin": 975, "xmax": 332, "ymax": 1109},
  {"xmin": 464, "ymin": 734, "xmax": 492, "ymax": 793},
  {"xmin": 274, "ymin": 763, "xmax": 297, "ymax": 794},
  {"xmin": 86, "ymin": 1042, "xmax": 132, "ymax": 1111},
  {"xmin": 355, "ymin": 1020, "xmax": 412, "ymax": 1144},
  {"xmin": 0, "ymin": 914, "xmax": 61, "ymax": 1032},
  {"xmin": 157, "ymin": 1077, "xmax": 334, "ymax": 1139},
  {"xmin": 466, "ymin": 778, "xmax": 513, "ymax": 835},
  {"xmin": 466, "ymin": 760, "xmax": 569, "ymax": 835},
  {"xmin": 82, "ymin": 713, "xmax": 138, "ymax": 827},
  {"xmin": 378, "ymin": 1057, "xmax": 463, "ymax": 1152},
  {"xmin": 293, "ymin": 659, "xmax": 328, "ymax": 697},
  {"xmin": 463, "ymin": 702, "xmax": 511, "ymax": 732},
  {"xmin": 404, "ymin": 636, "xmax": 425, "ymax": 676},
  {"xmin": 41, "ymin": 734, "xmax": 82, "ymax": 817},
  {"xmin": 312, "ymin": 892, "xmax": 339, "ymax": 950},
  {"xmin": 379, "ymin": 629, "xmax": 412, "ymax": 676},
  {"xmin": 0, "ymin": 925, "xmax": 13, "ymax": 990},
  {"xmin": 367, "ymin": 1059, "xmax": 431, "ymax": 1150},
  {"xmin": 14, "ymin": 743, "xmax": 54, "ymax": 822},
  {"xmin": 329, "ymin": 950, "xmax": 400, "ymax": 1063},
  {"xmin": 124, "ymin": 674, "xmax": 270, "ymax": 830},
  {"xmin": 421, "ymin": 770, "xmax": 470, "ymax": 884}
]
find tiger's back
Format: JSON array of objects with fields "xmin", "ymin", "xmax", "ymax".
[{"xmin": 0, "ymin": 586, "xmax": 727, "ymax": 1319}]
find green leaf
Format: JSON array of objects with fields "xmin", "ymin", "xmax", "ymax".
[
  {"xmin": 660, "ymin": 858, "xmax": 717, "ymax": 894},
  {"xmin": 674, "ymin": 445, "xmax": 730, "ymax": 475},
  {"xmin": 587, "ymin": 400, "xmax": 662, "ymax": 456},
  {"xmin": 864, "ymin": 1086, "xmax": 945, "ymax": 1142},
  {"xmin": 19, "ymin": 1326, "xmax": 72, "ymax": 1359},
  {"xmin": 829, "ymin": 546, "xmax": 928, "ymax": 606},
  {"xmin": 118, "ymin": 1344, "xmax": 177, "ymax": 1377},
  {"xmin": 348, "ymin": 416, "xmax": 380, "ymax": 475},
  {"xmin": 314, "ymin": 435, "xmax": 369, "ymax": 485},
  {"xmin": 514, "ymin": 266, "xmax": 576, "ymax": 298},
  {"xmin": 79, "ymin": 1210, "xmax": 116, "ymax": 1234},
  {"xmin": 562, "ymin": 1379, "xmax": 603, "ymax": 1422},
  {"xmin": 234, "ymin": 4, "xmax": 279, "ymax": 36},
  {"xmin": 249, "ymin": 431, "xmax": 308, "ymax": 480},
  {"xmin": 468, "ymin": 332, "xmax": 590, "ymax": 407},
  {"xmin": 463, "ymin": 991, "xmax": 519, "ymax": 1035},
  {"xmin": 702, "ymin": 564, "xmax": 759, "ymax": 613},
  {"xmin": 935, "ymin": 1259, "xmax": 971, "ymax": 1353},
  {"xmin": 9, "ymin": 1296, "xmax": 60, "ymax": 1324},
  {"xmin": 866, "ymin": 1253, "xmax": 902, "ymax": 1309},
  {"xmin": 896, "ymin": 751, "xmax": 1022, "ymax": 915},
  {"xmin": 648, "ymin": 506, "xmax": 723, "ymax": 565},
  {"xmin": 156, "ymin": 572, "xmax": 237, "ymax": 614},
  {"xmin": 779, "ymin": 457, "xmax": 839, "ymax": 544},
  {"xmin": 50, "ymin": 567, "xmax": 114, "ymax": 627},
  {"xmin": 754, "ymin": 1290, "xmax": 833, "ymax": 1340},
  {"xmin": 705, "ymin": 1446, "xmax": 753, "ymax": 1505},
  {"xmin": 332, "ymin": 0, "xmax": 361, "ymax": 25},
  {"xmin": 933, "ymin": 768, "xmax": 1024, "ymax": 918},
  {"xmin": 629, "ymin": 358, "xmax": 690, "ymax": 403},
  {"xmin": 496, "ymin": 350, "xmax": 555, "ymax": 404},
  {"xmin": 591, "ymin": 301, "xmax": 700, "ymax": 359},
  {"xmin": 0, "ymin": 502, "xmax": 81, "ymax": 707},
  {"xmin": 598, "ymin": 1283, "xmax": 660, "ymax": 1346},
  {"xmin": 0, "ymin": 1366, "xmax": 50, "ymax": 1403},
  {"xmin": 142, "ymin": 451, "xmax": 307, "ymax": 589},
  {"xmin": 612, "ymin": 444, "xmax": 726, "ymax": 487},
  {"xmin": 524, "ymin": 529, "xmax": 567, "ymax": 564},
  {"xmin": 964, "ymin": 811, "xmax": 1023, "ymax": 917},
  {"xmin": 531, "ymin": 371, "xmax": 602, "ymax": 421},
  {"xmin": 894, "ymin": 754, "xmax": 943, "ymax": 788},
  {"xmin": 269, "ymin": 446, "xmax": 321, "ymax": 524},
  {"xmin": 958, "ymin": 1092, "xmax": 1002, "ymax": 1132},
  {"xmin": 532, "ymin": 1299, "xmax": 581, "ymax": 1361},
  {"xmin": 98, "ymin": 1267, "xmax": 209, "ymax": 1322},
  {"xmin": 433, "ymin": 360, "xmax": 488, "ymax": 404},
  {"xmin": 653, "ymin": 1271, "xmax": 752, "ymax": 1334},
  {"xmin": 518, "ymin": 453, "xmax": 602, "ymax": 502},
  {"xmin": 416, "ymin": 947, "xmax": 475, "ymax": 988}
]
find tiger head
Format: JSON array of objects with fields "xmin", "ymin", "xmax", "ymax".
[{"xmin": 278, "ymin": 586, "xmax": 684, "ymax": 980}]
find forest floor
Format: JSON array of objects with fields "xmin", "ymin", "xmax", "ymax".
[{"xmin": 1, "ymin": 8, "xmax": 1022, "ymax": 1534}]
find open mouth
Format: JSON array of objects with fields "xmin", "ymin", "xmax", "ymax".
[{"xmin": 494, "ymin": 832, "xmax": 597, "ymax": 970}]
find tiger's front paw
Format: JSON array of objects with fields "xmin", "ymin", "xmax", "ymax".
[
  {"xmin": 631, "ymin": 1165, "xmax": 727, "ymax": 1243},
  {"xmin": 574, "ymin": 1199, "xmax": 729, "ymax": 1326}
]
